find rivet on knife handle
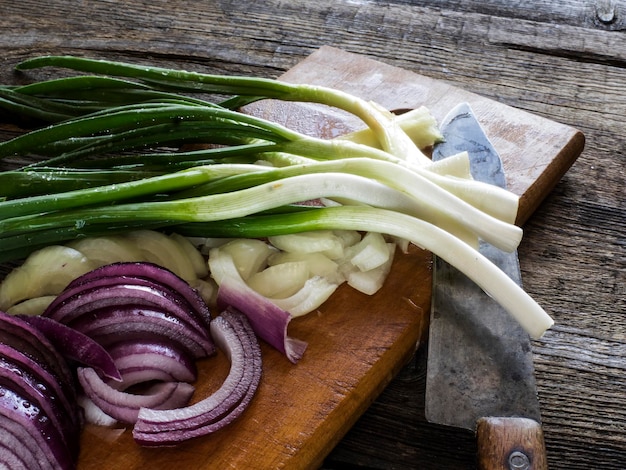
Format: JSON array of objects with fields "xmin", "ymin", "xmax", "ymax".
[{"xmin": 476, "ymin": 417, "xmax": 548, "ymax": 470}]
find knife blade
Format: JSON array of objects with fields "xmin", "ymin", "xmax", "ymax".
[{"xmin": 425, "ymin": 103, "xmax": 548, "ymax": 469}]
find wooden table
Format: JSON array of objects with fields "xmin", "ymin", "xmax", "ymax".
[{"xmin": 0, "ymin": 1, "xmax": 624, "ymax": 469}]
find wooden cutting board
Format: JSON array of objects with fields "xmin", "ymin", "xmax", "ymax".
[{"xmin": 78, "ymin": 46, "xmax": 584, "ymax": 469}]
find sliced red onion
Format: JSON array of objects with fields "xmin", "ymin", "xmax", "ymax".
[
  {"xmin": 0, "ymin": 420, "xmax": 45, "ymax": 470},
  {"xmin": 0, "ymin": 346, "xmax": 79, "ymax": 456},
  {"xmin": 217, "ymin": 275, "xmax": 307, "ymax": 363},
  {"xmin": 108, "ymin": 340, "xmax": 197, "ymax": 385},
  {"xmin": 0, "ymin": 311, "xmax": 81, "ymax": 470},
  {"xmin": 0, "ymin": 436, "xmax": 30, "ymax": 470},
  {"xmin": 132, "ymin": 308, "xmax": 262, "ymax": 446},
  {"xmin": 0, "ymin": 313, "xmax": 75, "ymax": 398},
  {"xmin": 0, "ymin": 341, "xmax": 79, "ymax": 428},
  {"xmin": 66, "ymin": 262, "xmax": 211, "ymax": 326},
  {"xmin": 44, "ymin": 283, "xmax": 210, "ymax": 342},
  {"xmin": 54, "ymin": 273, "xmax": 210, "ymax": 335},
  {"xmin": 67, "ymin": 306, "xmax": 214, "ymax": 358},
  {"xmin": 0, "ymin": 384, "xmax": 75, "ymax": 470},
  {"xmin": 0, "ymin": 418, "xmax": 54, "ymax": 470},
  {"xmin": 77, "ymin": 367, "xmax": 195, "ymax": 424},
  {"xmin": 19, "ymin": 315, "xmax": 121, "ymax": 382}
]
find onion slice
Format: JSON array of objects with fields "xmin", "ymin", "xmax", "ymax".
[
  {"xmin": 19, "ymin": 314, "xmax": 121, "ymax": 382},
  {"xmin": 77, "ymin": 367, "xmax": 195, "ymax": 424},
  {"xmin": 108, "ymin": 340, "xmax": 197, "ymax": 385},
  {"xmin": 66, "ymin": 305, "xmax": 214, "ymax": 359},
  {"xmin": 0, "ymin": 394, "xmax": 68, "ymax": 470},
  {"xmin": 0, "ymin": 345, "xmax": 80, "ymax": 456},
  {"xmin": 132, "ymin": 308, "xmax": 262, "ymax": 446},
  {"xmin": 65, "ymin": 261, "xmax": 211, "ymax": 326},
  {"xmin": 217, "ymin": 275, "xmax": 307, "ymax": 363},
  {"xmin": 0, "ymin": 312, "xmax": 81, "ymax": 470},
  {"xmin": 44, "ymin": 282, "xmax": 210, "ymax": 343}
]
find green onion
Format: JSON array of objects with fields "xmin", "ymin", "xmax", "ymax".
[
  {"xmin": 16, "ymin": 55, "xmax": 433, "ymax": 165},
  {"xmin": 0, "ymin": 55, "xmax": 553, "ymax": 339},
  {"xmin": 0, "ymin": 167, "xmax": 160, "ymax": 199}
]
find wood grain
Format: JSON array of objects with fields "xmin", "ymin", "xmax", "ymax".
[{"xmin": 0, "ymin": 1, "xmax": 624, "ymax": 469}]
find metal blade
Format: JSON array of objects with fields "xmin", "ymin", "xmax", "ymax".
[{"xmin": 425, "ymin": 103, "xmax": 541, "ymax": 430}]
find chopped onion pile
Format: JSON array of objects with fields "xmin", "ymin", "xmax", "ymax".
[
  {"xmin": 204, "ymin": 230, "xmax": 397, "ymax": 362},
  {"xmin": 0, "ymin": 311, "xmax": 81, "ymax": 470}
]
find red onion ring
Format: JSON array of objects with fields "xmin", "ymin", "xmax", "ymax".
[
  {"xmin": 108, "ymin": 340, "xmax": 197, "ymax": 385},
  {"xmin": 66, "ymin": 261, "xmax": 211, "ymax": 326},
  {"xmin": 19, "ymin": 314, "xmax": 121, "ymax": 382},
  {"xmin": 77, "ymin": 367, "xmax": 195, "ymax": 424},
  {"xmin": 65, "ymin": 305, "xmax": 214, "ymax": 358},
  {"xmin": 0, "ymin": 347, "xmax": 79, "ymax": 455},
  {"xmin": 0, "ymin": 311, "xmax": 81, "ymax": 470},
  {"xmin": 132, "ymin": 308, "xmax": 262, "ymax": 446},
  {"xmin": 0, "ymin": 417, "xmax": 54, "ymax": 469},
  {"xmin": 44, "ymin": 283, "xmax": 211, "ymax": 344}
]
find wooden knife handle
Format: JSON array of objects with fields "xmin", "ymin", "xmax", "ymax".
[{"xmin": 476, "ymin": 417, "xmax": 548, "ymax": 470}]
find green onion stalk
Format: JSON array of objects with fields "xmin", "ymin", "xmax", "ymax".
[{"xmin": 14, "ymin": 55, "xmax": 432, "ymax": 165}]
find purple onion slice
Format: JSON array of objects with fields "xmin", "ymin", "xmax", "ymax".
[
  {"xmin": 77, "ymin": 367, "xmax": 195, "ymax": 424},
  {"xmin": 68, "ymin": 306, "xmax": 214, "ymax": 358},
  {"xmin": 44, "ymin": 282, "xmax": 210, "ymax": 342},
  {"xmin": 217, "ymin": 275, "xmax": 307, "ymax": 363},
  {"xmin": 108, "ymin": 340, "xmax": 197, "ymax": 385},
  {"xmin": 19, "ymin": 315, "xmax": 121, "ymax": 382},
  {"xmin": 0, "ymin": 381, "xmax": 75, "ymax": 469},
  {"xmin": 132, "ymin": 308, "xmax": 262, "ymax": 446},
  {"xmin": 66, "ymin": 262, "xmax": 211, "ymax": 326}
]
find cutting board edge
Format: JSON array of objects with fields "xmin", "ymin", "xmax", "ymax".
[
  {"xmin": 517, "ymin": 128, "xmax": 585, "ymax": 225},
  {"xmin": 305, "ymin": 318, "xmax": 425, "ymax": 469}
]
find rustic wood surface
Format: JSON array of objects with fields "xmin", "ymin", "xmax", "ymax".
[{"xmin": 0, "ymin": 1, "xmax": 624, "ymax": 469}]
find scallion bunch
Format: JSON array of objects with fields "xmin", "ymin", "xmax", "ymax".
[{"xmin": 0, "ymin": 55, "xmax": 553, "ymax": 339}]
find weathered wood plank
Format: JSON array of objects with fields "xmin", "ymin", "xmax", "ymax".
[{"xmin": 391, "ymin": 0, "xmax": 626, "ymax": 30}]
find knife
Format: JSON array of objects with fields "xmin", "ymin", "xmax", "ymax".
[{"xmin": 425, "ymin": 103, "xmax": 548, "ymax": 469}]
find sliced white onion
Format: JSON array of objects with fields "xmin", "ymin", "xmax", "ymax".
[
  {"xmin": 267, "ymin": 251, "xmax": 342, "ymax": 283},
  {"xmin": 346, "ymin": 231, "xmax": 392, "ymax": 272},
  {"xmin": 271, "ymin": 276, "xmax": 339, "ymax": 317},
  {"xmin": 268, "ymin": 230, "xmax": 346, "ymax": 259},
  {"xmin": 214, "ymin": 238, "xmax": 276, "ymax": 281},
  {"xmin": 346, "ymin": 243, "xmax": 396, "ymax": 295},
  {"xmin": 247, "ymin": 261, "xmax": 310, "ymax": 298}
]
